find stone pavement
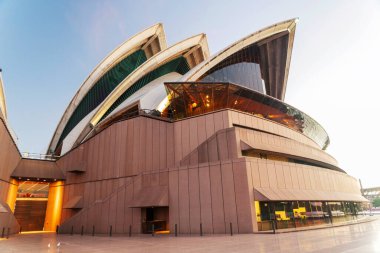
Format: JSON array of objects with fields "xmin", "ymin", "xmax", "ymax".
[{"xmin": 1, "ymin": 217, "xmax": 379, "ymax": 253}]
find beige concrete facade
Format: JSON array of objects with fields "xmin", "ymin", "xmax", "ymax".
[
  {"xmin": 55, "ymin": 109, "xmax": 364, "ymax": 234},
  {"xmin": 0, "ymin": 118, "xmax": 21, "ymax": 234}
]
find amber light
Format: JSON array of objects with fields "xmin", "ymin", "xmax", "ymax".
[
  {"xmin": 6, "ymin": 179, "xmax": 18, "ymax": 212},
  {"xmin": 164, "ymin": 82, "xmax": 330, "ymax": 149},
  {"xmin": 20, "ymin": 231, "xmax": 55, "ymax": 234},
  {"xmin": 192, "ymin": 102, "xmax": 197, "ymax": 108},
  {"xmin": 267, "ymin": 114, "xmax": 290, "ymax": 119},
  {"xmin": 44, "ymin": 181, "xmax": 63, "ymax": 231},
  {"xmin": 155, "ymin": 230, "xmax": 170, "ymax": 234},
  {"xmin": 255, "ymin": 201, "xmax": 261, "ymax": 222}
]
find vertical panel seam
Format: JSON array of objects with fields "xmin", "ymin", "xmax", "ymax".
[
  {"xmin": 219, "ymin": 162, "xmax": 226, "ymax": 233},
  {"xmin": 232, "ymin": 161, "xmax": 239, "ymax": 233}
]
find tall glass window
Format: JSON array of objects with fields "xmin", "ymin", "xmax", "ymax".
[
  {"xmin": 202, "ymin": 63, "xmax": 266, "ymax": 94},
  {"xmin": 256, "ymin": 201, "xmax": 364, "ymax": 231},
  {"xmin": 164, "ymin": 82, "xmax": 331, "ymax": 150},
  {"xmin": 199, "ymin": 44, "xmax": 267, "ymax": 94}
]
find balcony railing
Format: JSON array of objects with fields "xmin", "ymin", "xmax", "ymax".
[{"xmin": 22, "ymin": 152, "xmax": 59, "ymax": 161}]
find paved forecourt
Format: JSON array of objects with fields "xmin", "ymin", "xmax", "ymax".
[{"xmin": 0, "ymin": 217, "xmax": 379, "ymax": 253}]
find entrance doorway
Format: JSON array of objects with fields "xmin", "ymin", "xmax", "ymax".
[
  {"xmin": 141, "ymin": 207, "xmax": 169, "ymax": 233},
  {"xmin": 13, "ymin": 181, "xmax": 49, "ymax": 231}
]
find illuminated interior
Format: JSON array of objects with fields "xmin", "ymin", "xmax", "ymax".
[
  {"xmin": 11, "ymin": 180, "xmax": 63, "ymax": 232},
  {"xmin": 13, "ymin": 181, "xmax": 49, "ymax": 231},
  {"xmin": 162, "ymin": 82, "xmax": 330, "ymax": 149},
  {"xmin": 17, "ymin": 181, "xmax": 50, "ymax": 199},
  {"xmin": 257, "ymin": 201, "xmax": 364, "ymax": 231}
]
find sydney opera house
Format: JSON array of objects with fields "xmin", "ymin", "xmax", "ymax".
[{"xmin": 0, "ymin": 19, "xmax": 368, "ymax": 235}]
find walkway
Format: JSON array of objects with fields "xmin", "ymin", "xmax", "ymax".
[{"xmin": 0, "ymin": 217, "xmax": 379, "ymax": 253}]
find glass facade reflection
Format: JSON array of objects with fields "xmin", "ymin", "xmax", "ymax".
[
  {"xmin": 257, "ymin": 201, "xmax": 366, "ymax": 231},
  {"xmin": 202, "ymin": 62, "xmax": 266, "ymax": 94},
  {"xmin": 162, "ymin": 82, "xmax": 330, "ymax": 149},
  {"xmin": 200, "ymin": 44, "xmax": 266, "ymax": 94}
]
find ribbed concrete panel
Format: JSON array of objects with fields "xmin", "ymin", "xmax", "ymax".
[
  {"xmin": 12, "ymin": 159, "xmax": 65, "ymax": 181},
  {"xmin": 56, "ymin": 110, "xmax": 366, "ymax": 235},
  {"xmin": 0, "ymin": 119, "xmax": 21, "ymax": 196}
]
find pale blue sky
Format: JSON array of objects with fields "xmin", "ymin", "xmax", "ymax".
[{"xmin": 1, "ymin": 0, "xmax": 380, "ymax": 187}]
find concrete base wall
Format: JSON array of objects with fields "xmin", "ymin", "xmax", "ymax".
[
  {"xmin": 168, "ymin": 159, "xmax": 254, "ymax": 234},
  {"xmin": 57, "ymin": 110, "xmax": 364, "ymax": 235},
  {"xmin": 58, "ymin": 176, "xmax": 142, "ymax": 234},
  {"xmin": 59, "ymin": 158, "xmax": 256, "ymax": 235},
  {"xmin": 0, "ymin": 118, "xmax": 21, "ymax": 235},
  {"xmin": 0, "ymin": 204, "xmax": 20, "ymax": 236}
]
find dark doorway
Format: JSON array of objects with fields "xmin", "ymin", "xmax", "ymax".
[
  {"xmin": 141, "ymin": 207, "xmax": 169, "ymax": 233},
  {"xmin": 146, "ymin": 207, "xmax": 154, "ymax": 221}
]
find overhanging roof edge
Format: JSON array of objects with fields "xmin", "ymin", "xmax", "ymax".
[
  {"xmin": 179, "ymin": 18, "xmax": 298, "ymax": 100},
  {"xmin": 0, "ymin": 72, "xmax": 7, "ymax": 120}
]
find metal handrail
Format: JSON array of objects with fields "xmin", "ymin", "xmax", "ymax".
[{"xmin": 22, "ymin": 152, "xmax": 59, "ymax": 161}]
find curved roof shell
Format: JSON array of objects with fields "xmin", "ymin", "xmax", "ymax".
[
  {"xmin": 49, "ymin": 19, "xmax": 299, "ymax": 155},
  {"xmin": 103, "ymin": 71, "xmax": 182, "ymax": 121},
  {"xmin": 58, "ymin": 34, "xmax": 209, "ymax": 154},
  {"xmin": 48, "ymin": 24, "xmax": 167, "ymax": 154},
  {"xmin": 90, "ymin": 33, "xmax": 209, "ymax": 127},
  {"xmin": 0, "ymin": 72, "xmax": 7, "ymax": 120},
  {"xmin": 179, "ymin": 18, "xmax": 297, "ymax": 100}
]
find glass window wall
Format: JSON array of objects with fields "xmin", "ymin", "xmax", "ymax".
[
  {"xmin": 257, "ymin": 201, "xmax": 367, "ymax": 231},
  {"xmin": 202, "ymin": 62, "xmax": 266, "ymax": 94},
  {"xmin": 163, "ymin": 82, "xmax": 330, "ymax": 150}
]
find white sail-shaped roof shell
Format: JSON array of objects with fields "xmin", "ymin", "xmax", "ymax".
[{"xmin": 48, "ymin": 24, "xmax": 167, "ymax": 154}]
